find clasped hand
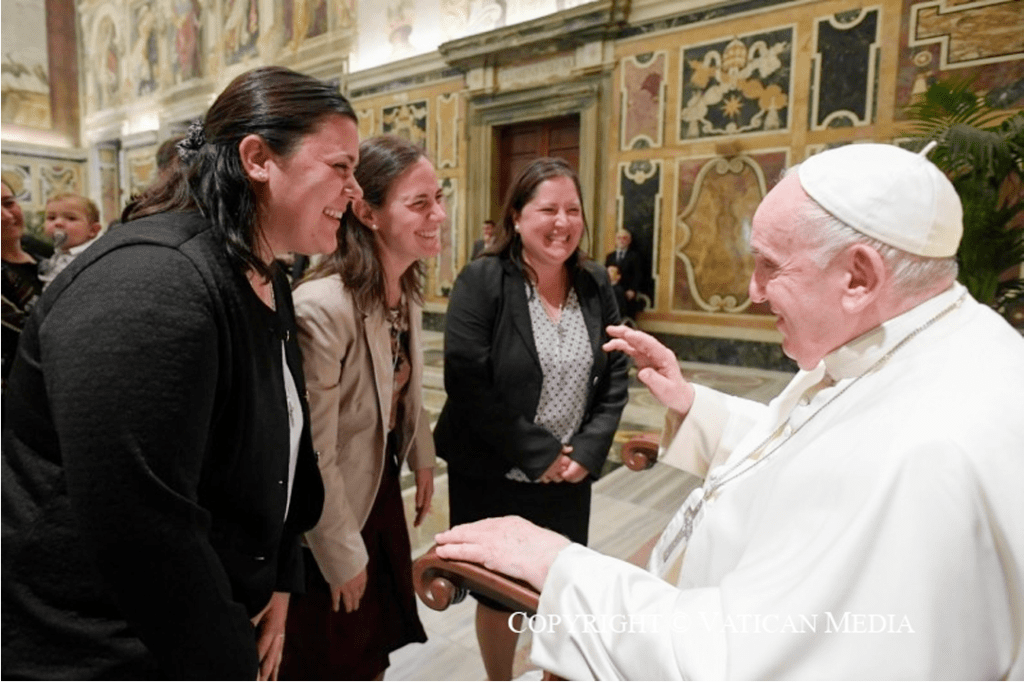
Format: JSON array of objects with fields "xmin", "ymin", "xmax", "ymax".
[{"xmin": 537, "ymin": 445, "xmax": 588, "ymax": 483}]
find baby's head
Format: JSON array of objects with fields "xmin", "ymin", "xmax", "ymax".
[
  {"xmin": 607, "ymin": 264, "xmax": 621, "ymax": 285},
  {"xmin": 44, "ymin": 193, "xmax": 101, "ymax": 248}
]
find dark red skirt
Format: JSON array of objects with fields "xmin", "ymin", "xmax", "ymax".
[{"xmin": 280, "ymin": 458, "xmax": 427, "ymax": 680}]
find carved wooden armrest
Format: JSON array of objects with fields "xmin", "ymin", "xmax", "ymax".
[
  {"xmin": 621, "ymin": 431, "xmax": 660, "ymax": 470},
  {"xmin": 413, "ymin": 544, "xmax": 540, "ymax": 615}
]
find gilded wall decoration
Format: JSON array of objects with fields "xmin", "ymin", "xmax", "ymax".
[
  {"xmin": 436, "ymin": 93, "xmax": 459, "ymax": 169},
  {"xmin": 130, "ymin": 1, "xmax": 159, "ymax": 96},
  {"xmin": 616, "ymin": 160, "xmax": 661, "ymax": 300},
  {"xmin": 169, "ymin": 0, "xmax": 202, "ymax": 83},
  {"xmin": 898, "ymin": 0, "xmax": 1024, "ymax": 112},
  {"xmin": 673, "ymin": 152, "xmax": 787, "ymax": 313},
  {"xmin": 1, "ymin": 0, "xmax": 52, "ymax": 128},
  {"xmin": 679, "ymin": 28, "xmax": 793, "ymax": 140},
  {"xmin": 224, "ymin": 0, "xmax": 260, "ymax": 65},
  {"xmin": 357, "ymin": 108, "xmax": 377, "ymax": 138},
  {"xmin": 620, "ymin": 52, "xmax": 666, "ymax": 150},
  {"xmin": 382, "ymin": 100, "xmax": 428, "ymax": 147},
  {"xmin": 810, "ymin": 8, "xmax": 879, "ymax": 129},
  {"xmin": 40, "ymin": 163, "xmax": 83, "ymax": 202},
  {"xmin": 433, "ymin": 176, "xmax": 458, "ymax": 296}
]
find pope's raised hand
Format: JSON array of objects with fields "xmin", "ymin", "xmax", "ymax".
[{"xmin": 603, "ymin": 324, "xmax": 695, "ymax": 415}]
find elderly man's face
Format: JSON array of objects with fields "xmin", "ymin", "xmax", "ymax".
[{"xmin": 749, "ymin": 173, "xmax": 849, "ymax": 370}]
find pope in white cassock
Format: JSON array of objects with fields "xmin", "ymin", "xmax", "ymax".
[{"xmin": 435, "ymin": 143, "xmax": 1024, "ymax": 680}]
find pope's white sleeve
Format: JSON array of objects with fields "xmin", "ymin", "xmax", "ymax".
[
  {"xmin": 531, "ymin": 544, "xmax": 729, "ymax": 680},
  {"xmin": 660, "ymin": 385, "xmax": 768, "ymax": 477}
]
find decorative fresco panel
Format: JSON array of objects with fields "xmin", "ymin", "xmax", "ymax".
[
  {"xmin": 130, "ymin": 1, "xmax": 159, "ymax": 96},
  {"xmin": 679, "ymin": 27, "xmax": 793, "ymax": 140},
  {"xmin": 434, "ymin": 176, "xmax": 458, "ymax": 296},
  {"xmin": 436, "ymin": 93, "xmax": 459, "ymax": 168},
  {"xmin": 617, "ymin": 160, "xmax": 661, "ymax": 300},
  {"xmin": 1, "ymin": 0, "xmax": 52, "ymax": 128},
  {"xmin": 673, "ymin": 152, "xmax": 787, "ymax": 314},
  {"xmin": 810, "ymin": 8, "xmax": 879, "ymax": 129},
  {"xmin": 169, "ymin": 0, "xmax": 202, "ymax": 83},
  {"xmin": 897, "ymin": 0, "xmax": 1024, "ymax": 112},
  {"xmin": 92, "ymin": 14, "xmax": 123, "ymax": 112},
  {"xmin": 284, "ymin": 0, "xmax": 329, "ymax": 49},
  {"xmin": 224, "ymin": 0, "xmax": 260, "ymax": 65},
  {"xmin": 620, "ymin": 52, "xmax": 666, "ymax": 150},
  {"xmin": 382, "ymin": 100, "xmax": 428, "ymax": 148}
]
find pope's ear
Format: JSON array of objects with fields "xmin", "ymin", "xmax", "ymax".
[
  {"xmin": 842, "ymin": 243, "xmax": 886, "ymax": 311},
  {"xmin": 238, "ymin": 134, "xmax": 271, "ymax": 183}
]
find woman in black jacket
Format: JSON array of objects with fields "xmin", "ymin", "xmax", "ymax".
[
  {"xmin": 2, "ymin": 67, "xmax": 361, "ymax": 680},
  {"xmin": 434, "ymin": 157, "xmax": 629, "ymax": 679}
]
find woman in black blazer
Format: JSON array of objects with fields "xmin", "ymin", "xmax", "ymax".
[
  {"xmin": 2, "ymin": 67, "xmax": 360, "ymax": 680},
  {"xmin": 434, "ymin": 157, "xmax": 629, "ymax": 679}
]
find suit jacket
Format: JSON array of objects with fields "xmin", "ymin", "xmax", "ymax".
[
  {"xmin": 2, "ymin": 210, "xmax": 324, "ymax": 679},
  {"xmin": 434, "ymin": 256, "xmax": 629, "ymax": 480},
  {"xmin": 293, "ymin": 275, "xmax": 436, "ymax": 586},
  {"xmin": 604, "ymin": 248, "xmax": 643, "ymax": 294}
]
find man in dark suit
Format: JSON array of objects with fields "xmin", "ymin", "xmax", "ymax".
[
  {"xmin": 604, "ymin": 229, "xmax": 643, "ymax": 318},
  {"xmin": 471, "ymin": 219, "xmax": 496, "ymax": 258}
]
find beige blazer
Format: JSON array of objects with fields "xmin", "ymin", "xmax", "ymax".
[{"xmin": 293, "ymin": 275, "xmax": 435, "ymax": 586}]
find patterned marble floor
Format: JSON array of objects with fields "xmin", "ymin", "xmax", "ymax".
[{"xmin": 386, "ymin": 331, "xmax": 793, "ymax": 680}]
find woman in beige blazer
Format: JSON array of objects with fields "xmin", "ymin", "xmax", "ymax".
[{"xmin": 280, "ymin": 135, "xmax": 445, "ymax": 680}]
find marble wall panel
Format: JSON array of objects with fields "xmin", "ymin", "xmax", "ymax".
[
  {"xmin": 897, "ymin": 0, "xmax": 1024, "ymax": 112},
  {"xmin": 436, "ymin": 92, "xmax": 459, "ymax": 169},
  {"xmin": 382, "ymin": 100, "xmax": 429, "ymax": 148},
  {"xmin": 673, "ymin": 152, "xmax": 787, "ymax": 313},
  {"xmin": 126, "ymin": 145, "xmax": 158, "ymax": 197},
  {"xmin": 810, "ymin": 8, "xmax": 879, "ymax": 129},
  {"xmin": 40, "ymin": 163, "xmax": 85, "ymax": 203},
  {"xmin": 617, "ymin": 160, "xmax": 661, "ymax": 300},
  {"xmin": 357, "ymin": 107, "xmax": 377, "ymax": 138},
  {"xmin": 679, "ymin": 27, "xmax": 793, "ymax": 140},
  {"xmin": 620, "ymin": 52, "xmax": 667, "ymax": 150}
]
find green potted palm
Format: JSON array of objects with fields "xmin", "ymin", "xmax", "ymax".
[{"xmin": 904, "ymin": 77, "xmax": 1024, "ymax": 327}]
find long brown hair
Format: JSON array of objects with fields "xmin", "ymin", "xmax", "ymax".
[
  {"xmin": 303, "ymin": 135, "xmax": 428, "ymax": 312},
  {"xmin": 489, "ymin": 157, "xmax": 590, "ymax": 284}
]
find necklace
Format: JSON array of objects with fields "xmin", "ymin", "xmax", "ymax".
[{"xmin": 648, "ymin": 290, "xmax": 967, "ymax": 577}]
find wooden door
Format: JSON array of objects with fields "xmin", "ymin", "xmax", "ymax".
[{"xmin": 495, "ymin": 114, "xmax": 580, "ymax": 212}]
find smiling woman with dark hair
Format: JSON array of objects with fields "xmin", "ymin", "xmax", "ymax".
[
  {"xmin": 434, "ymin": 157, "xmax": 629, "ymax": 679},
  {"xmin": 2, "ymin": 66, "xmax": 361, "ymax": 680},
  {"xmin": 281, "ymin": 135, "xmax": 445, "ymax": 680}
]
